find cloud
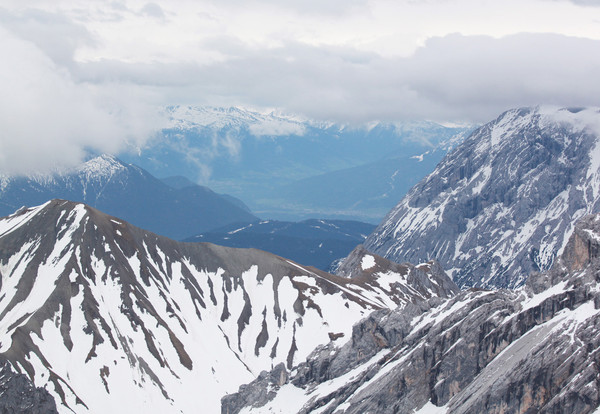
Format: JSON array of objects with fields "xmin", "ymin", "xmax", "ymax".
[
  {"xmin": 140, "ymin": 2, "xmax": 166, "ymax": 20},
  {"xmin": 564, "ymin": 0, "xmax": 600, "ymax": 6},
  {"xmin": 92, "ymin": 32, "xmax": 596, "ymax": 124},
  {"xmin": 0, "ymin": 8, "xmax": 95, "ymax": 67},
  {"xmin": 0, "ymin": 25, "xmax": 162, "ymax": 175},
  {"xmin": 248, "ymin": 119, "xmax": 306, "ymax": 137},
  {"xmin": 1, "ymin": 2, "xmax": 599, "ymax": 177}
]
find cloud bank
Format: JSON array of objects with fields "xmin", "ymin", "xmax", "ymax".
[{"xmin": 0, "ymin": 1, "xmax": 599, "ymax": 174}]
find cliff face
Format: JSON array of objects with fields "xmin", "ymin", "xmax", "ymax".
[
  {"xmin": 364, "ymin": 107, "xmax": 600, "ymax": 289},
  {"xmin": 224, "ymin": 214, "xmax": 600, "ymax": 414}
]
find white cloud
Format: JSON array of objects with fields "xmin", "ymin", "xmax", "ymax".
[
  {"xmin": 0, "ymin": 25, "xmax": 163, "ymax": 175},
  {"xmin": 1, "ymin": 1, "xmax": 600, "ymax": 175},
  {"xmin": 248, "ymin": 119, "xmax": 306, "ymax": 137}
]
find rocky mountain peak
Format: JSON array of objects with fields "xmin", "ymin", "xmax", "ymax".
[
  {"xmin": 365, "ymin": 106, "xmax": 600, "ymax": 289},
  {"xmin": 335, "ymin": 244, "xmax": 459, "ymax": 300}
]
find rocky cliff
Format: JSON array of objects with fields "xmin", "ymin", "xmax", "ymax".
[
  {"xmin": 225, "ymin": 213, "xmax": 600, "ymax": 413},
  {"xmin": 365, "ymin": 106, "xmax": 600, "ymax": 288}
]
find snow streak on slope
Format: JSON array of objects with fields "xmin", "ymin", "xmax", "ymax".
[
  {"xmin": 0, "ymin": 200, "xmax": 452, "ymax": 413},
  {"xmin": 366, "ymin": 106, "xmax": 600, "ymax": 288},
  {"xmin": 227, "ymin": 213, "xmax": 600, "ymax": 414}
]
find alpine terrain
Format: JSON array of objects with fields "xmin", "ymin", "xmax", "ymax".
[
  {"xmin": 0, "ymin": 200, "xmax": 457, "ymax": 413},
  {"xmin": 365, "ymin": 106, "xmax": 600, "ymax": 288},
  {"xmin": 225, "ymin": 212, "xmax": 600, "ymax": 414},
  {"xmin": 0, "ymin": 154, "xmax": 256, "ymax": 240}
]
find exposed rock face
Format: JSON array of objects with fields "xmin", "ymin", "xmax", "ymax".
[
  {"xmin": 225, "ymin": 214, "xmax": 600, "ymax": 414},
  {"xmin": 0, "ymin": 358, "xmax": 57, "ymax": 413},
  {"xmin": 365, "ymin": 106, "xmax": 600, "ymax": 289},
  {"xmin": 335, "ymin": 245, "xmax": 459, "ymax": 302}
]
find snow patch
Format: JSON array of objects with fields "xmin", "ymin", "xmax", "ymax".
[{"xmin": 361, "ymin": 255, "xmax": 376, "ymax": 270}]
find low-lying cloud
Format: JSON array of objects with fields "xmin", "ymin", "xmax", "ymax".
[{"xmin": 0, "ymin": 25, "xmax": 162, "ymax": 175}]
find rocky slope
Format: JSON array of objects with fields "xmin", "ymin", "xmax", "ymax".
[
  {"xmin": 224, "ymin": 213, "xmax": 600, "ymax": 414},
  {"xmin": 0, "ymin": 356, "xmax": 57, "ymax": 414},
  {"xmin": 0, "ymin": 200, "xmax": 456, "ymax": 413},
  {"xmin": 365, "ymin": 106, "xmax": 600, "ymax": 288},
  {"xmin": 0, "ymin": 154, "xmax": 256, "ymax": 239}
]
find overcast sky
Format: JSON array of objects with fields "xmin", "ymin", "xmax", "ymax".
[{"xmin": 1, "ymin": 0, "xmax": 599, "ymax": 173}]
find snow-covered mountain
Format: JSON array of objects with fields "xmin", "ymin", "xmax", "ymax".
[
  {"xmin": 121, "ymin": 106, "xmax": 472, "ymax": 222},
  {"xmin": 0, "ymin": 154, "xmax": 256, "ymax": 240},
  {"xmin": 165, "ymin": 105, "xmax": 308, "ymax": 133},
  {"xmin": 225, "ymin": 212, "xmax": 600, "ymax": 414},
  {"xmin": 365, "ymin": 106, "xmax": 600, "ymax": 288},
  {"xmin": 0, "ymin": 200, "xmax": 457, "ymax": 413}
]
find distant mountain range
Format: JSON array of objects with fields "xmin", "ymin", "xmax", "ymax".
[
  {"xmin": 0, "ymin": 154, "xmax": 257, "ymax": 240},
  {"xmin": 185, "ymin": 219, "xmax": 376, "ymax": 271},
  {"xmin": 120, "ymin": 106, "xmax": 473, "ymax": 222},
  {"xmin": 364, "ymin": 106, "xmax": 600, "ymax": 288}
]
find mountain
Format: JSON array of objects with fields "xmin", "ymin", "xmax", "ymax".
[
  {"xmin": 364, "ymin": 106, "xmax": 600, "ymax": 288},
  {"xmin": 224, "ymin": 212, "xmax": 600, "ymax": 414},
  {"xmin": 120, "ymin": 106, "xmax": 472, "ymax": 222},
  {"xmin": 0, "ymin": 154, "xmax": 257, "ymax": 240},
  {"xmin": 0, "ymin": 200, "xmax": 457, "ymax": 413},
  {"xmin": 184, "ymin": 219, "xmax": 376, "ymax": 271}
]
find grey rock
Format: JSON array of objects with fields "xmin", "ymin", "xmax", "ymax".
[
  {"xmin": 226, "ymin": 212, "xmax": 600, "ymax": 414},
  {"xmin": 221, "ymin": 363, "xmax": 288, "ymax": 414},
  {"xmin": 0, "ymin": 358, "xmax": 57, "ymax": 414},
  {"xmin": 365, "ymin": 106, "xmax": 600, "ymax": 289},
  {"xmin": 336, "ymin": 245, "xmax": 459, "ymax": 300}
]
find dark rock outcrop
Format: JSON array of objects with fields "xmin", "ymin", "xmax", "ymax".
[{"xmin": 0, "ymin": 358, "xmax": 57, "ymax": 413}]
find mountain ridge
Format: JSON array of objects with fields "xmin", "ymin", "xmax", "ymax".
[
  {"xmin": 365, "ymin": 106, "xmax": 600, "ymax": 288},
  {"xmin": 0, "ymin": 199, "xmax": 457, "ymax": 413}
]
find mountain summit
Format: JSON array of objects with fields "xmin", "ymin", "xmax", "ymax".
[
  {"xmin": 0, "ymin": 200, "xmax": 456, "ymax": 413},
  {"xmin": 365, "ymin": 106, "xmax": 600, "ymax": 288}
]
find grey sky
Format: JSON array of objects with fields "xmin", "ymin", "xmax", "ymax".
[{"xmin": 1, "ymin": 0, "xmax": 599, "ymax": 173}]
